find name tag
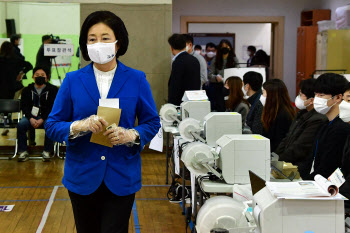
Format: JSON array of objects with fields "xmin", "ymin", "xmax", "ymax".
[
  {"xmin": 31, "ymin": 106, "xmax": 39, "ymax": 117},
  {"xmin": 99, "ymin": 98, "xmax": 119, "ymax": 109}
]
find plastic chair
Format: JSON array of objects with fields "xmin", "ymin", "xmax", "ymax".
[{"xmin": 0, "ymin": 99, "xmax": 21, "ymax": 160}]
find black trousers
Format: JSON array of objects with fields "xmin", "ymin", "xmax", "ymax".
[{"xmin": 68, "ymin": 182, "xmax": 135, "ymax": 233}]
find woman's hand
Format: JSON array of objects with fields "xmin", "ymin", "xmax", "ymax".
[
  {"xmin": 216, "ymin": 74, "xmax": 223, "ymax": 83},
  {"xmin": 71, "ymin": 115, "xmax": 108, "ymax": 134},
  {"xmin": 104, "ymin": 127, "xmax": 137, "ymax": 146}
]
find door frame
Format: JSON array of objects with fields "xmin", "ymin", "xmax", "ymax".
[{"xmin": 180, "ymin": 16, "xmax": 285, "ymax": 79}]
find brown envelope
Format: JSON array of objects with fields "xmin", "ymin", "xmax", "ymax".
[{"xmin": 90, "ymin": 106, "xmax": 122, "ymax": 147}]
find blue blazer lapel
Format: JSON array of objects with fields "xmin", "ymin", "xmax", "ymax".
[
  {"xmin": 79, "ymin": 63, "xmax": 100, "ymax": 106},
  {"xmin": 107, "ymin": 60, "xmax": 129, "ymax": 98}
]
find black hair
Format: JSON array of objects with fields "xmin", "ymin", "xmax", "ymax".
[
  {"xmin": 247, "ymin": 45, "xmax": 256, "ymax": 53},
  {"xmin": 251, "ymin": 49, "xmax": 270, "ymax": 67},
  {"xmin": 194, "ymin": 45, "xmax": 202, "ymax": 50},
  {"xmin": 168, "ymin": 34, "xmax": 186, "ymax": 50},
  {"xmin": 345, "ymin": 82, "xmax": 350, "ymax": 93},
  {"xmin": 215, "ymin": 39, "xmax": 236, "ymax": 70},
  {"xmin": 243, "ymin": 71, "xmax": 263, "ymax": 92},
  {"xmin": 314, "ymin": 73, "xmax": 349, "ymax": 96},
  {"xmin": 0, "ymin": 41, "xmax": 14, "ymax": 58},
  {"xmin": 183, "ymin": 34, "xmax": 193, "ymax": 44},
  {"xmin": 79, "ymin": 11, "xmax": 129, "ymax": 61},
  {"xmin": 42, "ymin": 35, "xmax": 51, "ymax": 43},
  {"xmin": 206, "ymin": 42, "xmax": 216, "ymax": 50},
  {"xmin": 300, "ymin": 78, "xmax": 316, "ymax": 99},
  {"xmin": 10, "ymin": 34, "xmax": 20, "ymax": 44},
  {"xmin": 33, "ymin": 66, "xmax": 50, "ymax": 79}
]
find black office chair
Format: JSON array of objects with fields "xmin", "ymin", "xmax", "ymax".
[{"xmin": 0, "ymin": 99, "xmax": 21, "ymax": 160}]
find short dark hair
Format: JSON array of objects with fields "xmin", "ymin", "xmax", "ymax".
[
  {"xmin": 183, "ymin": 34, "xmax": 193, "ymax": 44},
  {"xmin": 194, "ymin": 45, "xmax": 202, "ymax": 50},
  {"xmin": 345, "ymin": 82, "xmax": 350, "ymax": 93},
  {"xmin": 314, "ymin": 73, "xmax": 349, "ymax": 96},
  {"xmin": 168, "ymin": 34, "xmax": 186, "ymax": 50},
  {"xmin": 243, "ymin": 71, "xmax": 263, "ymax": 91},
  {"xmin": 79, "ymin": 11, "xmax": 129, "ymax": 61},
  {"xmin": 247, "ymin": 45, "xmax": 256, "ymax": 53},
  {"xmin": 33, "ymin": 66, "xmax": 50, "ymax": 79},
  {"xmin": 42, "ymin": 35, "xmax": 51, "ymax": 43},
  {"xmin": 300, "ymin": 78, "xmax": 316, "ymax": 99},
  {"xmin": 206, "ymin": 42, "xmax": 216, "ymax": 50},
  {"xmin": 10, "ymin": 34, "xmax": 20, "ymax": 44}
]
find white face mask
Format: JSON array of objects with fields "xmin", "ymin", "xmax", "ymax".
[
  {"xmin": 313, "ymin": 96, "xmax": 335, "ymax": 114},
  {"xmin": 247, "ymin": 51, "xmax": 251, "ymax": 56},
  {"xmin": 295, "ymin": 95, "xmax": 309, "ymax": 110},
  {"xmin": 260, "ymin": 95, "xmax": 266, "ymax": 106},
  {"xmin": 206, "ymin": 51, "xmax": 216, "ymax": 58},
  {"xmin": 242, "ymin": 85, "xmax": 248, "ymax": 96},
  {"xmin": 186, "ymin": 45, "xmax": 190, "ymax": 52},
  {"xmin": 87, "ymin": 40, "xmax": 118, "ymax": 64},
  {"xmin": 194, "ymin": 50, "xmax": 201, "ymax": 55},
  {"xmin": 339, "ymin": 100, "xmax": 350, "ymax": 122}
]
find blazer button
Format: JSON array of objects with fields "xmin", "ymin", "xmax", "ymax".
[{"xmin": 101, "ymin": 156, "xmax": 105, "ymax": 160}]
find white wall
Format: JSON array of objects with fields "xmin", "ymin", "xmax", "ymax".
[
  {"xmin": 321, "ymin": 0, "xmax": 350, "ymax": 20},
  {"xmin": 188, "ymin": 23, "xmax": 271, "ymax": 65},
  {"xmin": 173, "ymin": 0, "xmax": 324, "ymax": 99},
  {"xmin": 5, "ymin": 2, "xmax": 80, "ymax": 35},
  {"xmin": 0, "ymin": 2, "xmax": 6, "ymax": 35}
]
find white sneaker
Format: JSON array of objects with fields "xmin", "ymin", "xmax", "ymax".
[
  {"xmin": 42, "ymin": 151, "xmax": 51, "ymax": 162},
  {"xmin": 18, "ymin": 151, "xmax": 29, "ymax": 162}
]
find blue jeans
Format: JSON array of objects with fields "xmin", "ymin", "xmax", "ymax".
[{"xmin": 17, "ymin": 117, "xmax": 53, "ymax": 153}]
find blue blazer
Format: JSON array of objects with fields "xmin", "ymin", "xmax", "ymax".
[{"xmin": 45, "ymin": 61, "xmax": 161, "ymax": 196}]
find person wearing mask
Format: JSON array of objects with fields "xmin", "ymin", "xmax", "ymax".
[
  {"xmin": 36, "ymin": 35, "xmax": 56, "ymax": 73},
  {"xmin": 261, "ymin": 79, "xmax": 295, "ymax": 152},
  {"xmin": 168, "ymin": 34, "xmax": 201, "ymax": 106},
  {"xmin": 194, "ymin": 45, "xmax": 203, "ymax": 56},
  {"xmin": 337, "ymin": 83, "xmax": 350, "ymax": 205},
  {"xmin": 45, "ymin": 11, "xmax": 160, "ymax": 232},
  {"xmin": 17, "ymin": 67, "xmax": 58, "ymax": 162},
  {"xmin": 208, "ymin": 39, "xmax": 239, "ymax": 111},
  {"xmin": 224, "ymin": 76, "xmax": 249, "ymax": 125},
  {"xmin": 243, "ymin": 71, "xmax": 264, "ymax": 134},
  {"xmin": 304, "ymin": 73, "xmax": 350, "ymax": 180},
  {"xmin": 246, "ymin": 45, "xmax": 256, "ymax": 67},
  {"xmin": 204, "ymin": 42, "xmax": 216, "ymax": 70},
  {"xmin": 183, "ymin": 34, "xmax": 208, "ymax": 88},
  {"xmin": 274, "ymin": 79, "xmax": 328, "ymax": 178}
]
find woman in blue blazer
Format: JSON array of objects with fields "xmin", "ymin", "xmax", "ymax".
[{"xmin": 45, "ymin": 11, "xmax": 160, "ymax": 233}]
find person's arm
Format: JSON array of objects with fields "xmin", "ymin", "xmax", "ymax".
[
  {"xmin": 45, "ymin": 74, "xmax": 75, "ymax": 145},
  {"xmin": 278, "ymin": 118, "xmax": 326, "ymax": 163},
  {"xmin": 271, "ymin": 111, "xmax": 292, "ymax": 152},
  {"xmin": 133, "ymin": 73, "xmax": 161, "ymax": 152},
  {"xmin": 21, "ymin": 60, "xmax": 33, "ymax": 74},
  {"xmin": 208, "ymin": 57, "xmax": 218, "ymax": 82},
  {"xmin": 198, "ymin": 56, "xmax": 208, "ymax": 85},
  {"xmin": 168, "ymin": 60, "xmax": 185, "ymax": 105},
  {"xmin": 250, "ymin": 103, "xmax": 263, "ymax": 134}
]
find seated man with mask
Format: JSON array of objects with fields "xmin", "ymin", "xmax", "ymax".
[
  {"xmin": 304, "ymin": 73, "xmax": 350, "ymax": 180},
  {"xmin": 274, "ymin": 79, "xmax": 327, "ymax": 178},
  {"xmin": 17, "ymin": 67, "xmax": 58, "ymax": 162}
]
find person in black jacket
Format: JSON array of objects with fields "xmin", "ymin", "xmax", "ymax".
[
  {"xmin": 10, "ymin": 34, "xmax": 25, "ymax": 61},
  {"xmin": 304, "ymin": 73, "xmax": 350, "ymax": 180},
  {"xmin": 261, "ymin": 79, "xmax": 295, "ymax": 152},
  {"xmin": 0, "ymin": 41, "xmax": 33, "ymax": 99},
  {"xmin": 243, "ymin": 71, "xmax": 263, "ymax": 134},
  {"xmin": 36, "ymin": 35, "xmax": 56, "ymax": 73},
  {"xmin": 275, "ymin": 79, "xmax": 327, "ymax": 178},
  {"xmin": 167, "ymin": 34, "xmax": 200, "ymax": 105},
  {"xmin": 338, "ymin": 83, "xmax": 350, "ymax": 206},
  {"xmin": 17, "ymin": 67, "xmax": 58, "ymax": 162}
]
